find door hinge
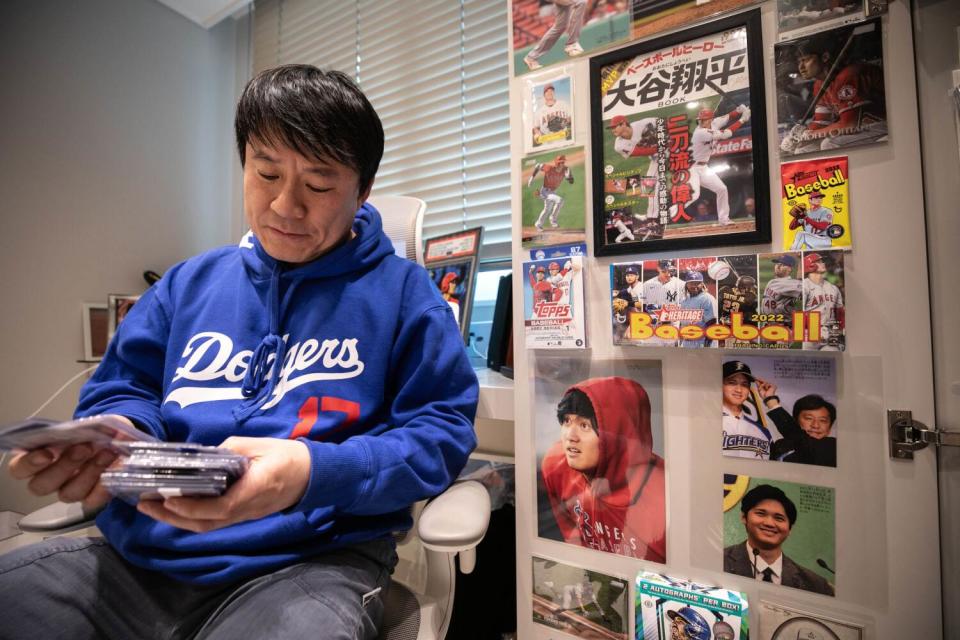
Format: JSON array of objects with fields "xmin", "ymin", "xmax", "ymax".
[{"xmin": 888, "ymin": 409, "xmax": 960, "ymax": 459}]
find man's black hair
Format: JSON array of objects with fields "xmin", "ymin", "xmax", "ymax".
[
  {"xmin": 556, "ymin": 388, "xmax": 597, "ymax": 433},
  {"xmin": 792, "ymin": 394, "xmax": 837, "ymax": 425},
  {"xmin": 235, "ymin": 65, "xmax": 383, "ymax": 195},
  {"xmin": 740, "ymin": 484, "xmax": 797, "ymax": 527}
]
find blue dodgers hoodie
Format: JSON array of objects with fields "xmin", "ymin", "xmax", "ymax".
[{"xmin": 75, "ymin": 204, "xmax": 478, "ymax": 584}]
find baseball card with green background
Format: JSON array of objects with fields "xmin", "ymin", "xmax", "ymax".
[
  {"xmin": 521, "ymin": 146, "xmax": 587, "ymax": 249},
  {"xmin": 722, "ymin": 474, "xmax": 836, "ymax": 597}
]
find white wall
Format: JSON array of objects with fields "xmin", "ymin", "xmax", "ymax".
[{"xmin": 0, "ymin": 0, "xmax": 247, "ymax": 512}]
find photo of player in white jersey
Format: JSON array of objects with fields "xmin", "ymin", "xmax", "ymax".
[
  {"xmin": 546, "ymin": 258, "xmax": 580, "ymax": 304},
  {"xmin": 669, "ymin": 106, "xmax": 750, "ymax": 225},
  {"xmin": 802, "ymin": 251, "xmax": 845, "ymax": 350},
  {"xmin": 608, "ymin": 115, "xmax": 663, "ymax": 221},
  {"xmin": 789, "ymin": 191, "xmax": 834, "ymax": 249},
  {"xmin": 528, "ymin": 76, "xmax": 575, "ymax": 152}
]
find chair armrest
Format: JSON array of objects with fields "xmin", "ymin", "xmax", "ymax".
[
  {"xmin": 417, "ymin": 480, "xmax": 490, "ymax": 573},
  {"xmin": 18, "ymin": 501, "xmax": 103, "ymax": 533}
]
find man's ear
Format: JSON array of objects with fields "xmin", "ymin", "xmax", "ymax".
[
  {"xmin": 740, "ymin": 512, "xmax": 747, "ymax": 526},
  {"xmin": 358, "ymin": 179, "xmax": 374, "ymax": 208}
]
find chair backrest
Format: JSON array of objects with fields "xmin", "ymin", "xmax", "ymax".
[{"xmin": 368, "ymin": 195, "xmax": 426, "ymax": 266}]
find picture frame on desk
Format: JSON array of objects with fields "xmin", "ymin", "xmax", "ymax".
[
  {"xmin": 590, "ymin": 9, "xmax": 770, "ymax": 256},
  {"xmin": 107, "ymin": 294, "xmax": 141, "ymax": 340},
  {"xmin": 82, "ymin": 302, "xmax": 108, "ymax": 362}
]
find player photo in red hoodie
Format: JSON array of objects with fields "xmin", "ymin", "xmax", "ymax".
[{"xmin": 540, "ymin": 377, "xmax": 666, "ymax": 562}]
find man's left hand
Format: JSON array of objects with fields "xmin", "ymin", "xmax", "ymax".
[{"xmin": 137, "ymin": 437, "xmax": 311, "ymax": 533}]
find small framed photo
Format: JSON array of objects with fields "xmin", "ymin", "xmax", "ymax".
[
  {"xmin": 590, "ymin": 9, "xmax": 771, "ymax": 256},
  {"xmin": 423, "ymin": 227, "xmax": 482, "ymax": 265},
  {"xmin": 82, "ymin": 302, "xmax": 109, "ymax": 361},
  {"xmin": 107, "ymin": 294, "xmax": 141, "ymax": 340},
  {"xmin": 426, "ymin": 258, "xmax": 479, "ymax": 343}
]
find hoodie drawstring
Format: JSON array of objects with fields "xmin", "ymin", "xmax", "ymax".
[{"xmin": 234, "ymin": 264, "xmax": 286, "ymax": 423}]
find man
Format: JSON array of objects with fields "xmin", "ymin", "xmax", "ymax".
[
  {"xmin": 533, "ymin": 83, "xmax": 572, "ymax": 146},
  {"xmin": 530, "ymin": 264, "xmax": 557, "ymax": 303},
  {"xmin": 780, "ymin": 32, "xmax": 887, "ymax": 154},
  {"xmin": 611, "ymin": 211, "xmax": 635, "ymax": 243},
  {"xmin": 802, "ymin": 252, "xmax": 844, "ymax": 350},
  {"xmin": 789, "ymin": 191, "xmax": 834, "ymax": 250},
  {"xmin": 523, "ymin": 0, "xmax": 588, "ymax": 70},
  {"xmin": 609, "ymin": 114, "xmax": 662, "ymax": 221},
  {"xmin": 667, "ymin": 607, "xmax": 711, "ymax": 640},
  {"xmin": 719, "ymin": 275, "xmax": 758, "ymax": 327},
  {"xmin": 763, "ymin": 389, "xmax": 838, "ymax": 467},
  {"xmin": 760, "ymin": 254, "xmax": 802, "ymax": 330},
  {"xmin": 540, "ymin": 378, "xmax": 666, "ymax": 561},
  {"xmin": 721, "ymin": 360, "xmax": 775, "ymax": 459},
  {"xmin": 440, "ymin": 271, "xmax": 461, "ymax": 324},
  {"xmin": 546, "ymin": 259, "xmax": 579, "ymax": 304},
  {"xmin": 723, "ymin": 484, "xmax": 835, "ymax": 595},
  {"xmin": 614, "ymin": 264, "xmax": 643, "ymax": 311},
  {"xmin": 1, "ymin": 66, "xmax": 478, "ymax": 639},
  {"xmin": 678, "ymin": 271, "xmax": 716, "ymax": 349},
  {"xmin": 670, "ymin": 105, "xmax": 750, "ymax": 225},
  {"xmin": 642, "ymin": 259, "xmax": 685, "ymax": 345},
  {"xmin": 528, "ymin": 154, "xmax": 574, "ymax": 231}
]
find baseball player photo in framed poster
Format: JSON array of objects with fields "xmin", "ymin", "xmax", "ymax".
[
  {"xmin": 525, "ymin": 70, "xmax": 575, "ymax": 154},
  {"xmin": 777, "ymin": 0, "xmax": 867, "ymax": 42},
  {"xmin": 632, "ymin": 0, "xmax": 759, "ymax": 41},
  {"xmin": 534, "ymin": 357, "xmax": 665, "ymax": 562},
  {"xmin": 523, "ymin": 254, "xmax": 586, "ymax": 349},
  {"xmin": 723, "ymin": 475, "xmax": 836, "ymax": 597},
  {"xmin": 521, "ymin": 146, "xmax": 587, "ymax": 249},
  {"xmin": 532, "ymin": 555, "xmax": 630, "ymax": 639},
  {"xmin": 590, "ymin": 10, "xmax": 771, "ymax": 257},
  {"xmin": 759, "ymin": 600, "xmax": 864, "ymax": 639},
  {"xmin": 781, "ymin": 156, "xmax": 851, "ymax": 251},
  {"xmin": 721, "ymin": 355, "xmax": 838, "ymax": 466},
  {"xmin": 512, "ymin": 0, "xmax": 630, "ymax": 77},
  {"xmin": 775, "ymin": 18, "xmax": 887, "ymax": 157},
  {"xmin": 636, "ymin": 572, "xmax": 749, "ymax": 640}
]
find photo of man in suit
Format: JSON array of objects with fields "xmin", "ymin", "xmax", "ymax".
[{"xmin": 723, "ymin": 484, "xmax": 834, "ymax": 596}]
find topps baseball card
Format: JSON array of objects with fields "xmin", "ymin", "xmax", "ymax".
[
  {"xmin": 775, "ymin": 18, "xmax": 888, "ymax": 157},
  {"xmin": 523, "ymin": 254, "xmax": 586, "ymax": 349},
  {"xmin": 594, "ymin": 17, "xmax": 765, "ymax": 254},
  {"xmin": 721, "ymin": 355, "xmax": 838, "ymax": 466},
  {"xmin": 512, "ymin": 0, "xmax": 630, "ymax": 77},
  {"xmin": 636, "ymin": 572, "xmax": 748, "ymax": 640},
  {"xmin": 534, "ymin": 357, "xmax": 665, "ymax": 561},
  {"xmin": 531, "ymin": 556, "xmax": 629, "ymax": 640},
  {"xmin": 777, "ymin": 0, "xmax": 867, "ymax": 41},
  {"xmin": 525, "ymin": 70, "xmax": 575, "ymax": 154},
  {"xmin": 522, "ymin": 146, "xmax": 587, "ymax": 249},
  {"xmin": 609, "ymin": 250, "xmax": 844, "ymax": 350},
  {"xmin": 723, "ymin": 474, "xmax": 836, "ymax": 597},
  {"xmin": 781, "ymin": 156, "xmax": 851, "ymax": 251},
  {"xmin": 759, "ymin": 601, "xmax": 863, "ymax": 639}
]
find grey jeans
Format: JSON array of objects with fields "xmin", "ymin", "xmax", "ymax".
[{"xmin": 0, "ymin": 536, "xmax": 396, "ymax": 640}]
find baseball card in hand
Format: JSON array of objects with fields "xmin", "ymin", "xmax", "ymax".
[
  {"xmin": 0, "ymin": 414, "xmax": 154, "ymax": 452},
  {"xmin": 101, "ymin": 441, "xmax": 248, "ymax": 502}
]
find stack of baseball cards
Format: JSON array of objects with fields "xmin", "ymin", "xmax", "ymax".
[
  {"xmin": 0, "ymin": 414, "xmax": 154, "ymax": 451},
  {"xmin": 102, "ymin": 441, "xmax": 248, "ymax": 502}
]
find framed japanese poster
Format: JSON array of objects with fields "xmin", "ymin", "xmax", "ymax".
[
  {"xmin": 590, "ymin": 10, "xmax": 770, "ymax": 257},
  {"xmin": 423, "ymin": 227, "xmax": 483, "ymax": 343}
]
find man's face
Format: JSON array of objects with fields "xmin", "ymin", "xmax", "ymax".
[
  {"xmin": 243, "ymin": 139, "xmax": 370, "ymax": 265},
  {"xmin": 797, "ymin": 406, "xmax": 832, "ymax": 439},
  {"xmin": 698, "ymin": 116, "xmax": 713, "ymax": 128},
  {"xmin": 774, "ymin": 263, "xmax": 793, "ymax": 278},
  {"xmin": 543, "ymin": 88, "xmax": 556, "ymax": 106},
  {"xmin": 670, "ymin": 617, "xmax": 689, "ymax": 640},
  {"xmin": 536, "ymin": 270, "xmax": 545, "ymax": 280},
  {"xmin": 560, "ymin": 414, "xmax": 600, "ymax": 472},
  {"xmin": 741, "ymin": 498, "xmax": 791, "ymax": 551},
  {"xmin": 696, "ymin": 202, "xmax": 709, "ymax": 216},
  {"xmin": 446, "ymin": 280, "xmax": 459, "ymax": 294},
  {"xmin": 613, "ymin": 122, "xmax": 632, "ymax": 139},
  {"xmin": 797, "ymin": 53, "xmax": 827, "ymax": 80},
  {"xmin": 808, "ymin": 259, "xmax": 827, "ymax": 274},
  {"xmin": 745, "ymin": 198, "xmax": 756, "ymax": 215},
  {"xmin": 625, "ymin": 272, "xmax": 639, "ymax": 284},
  {"xmin": 810, "ymin": 196, "xmax": 824, "ymax": 208},
  {"xmin": 685, "ymin": 281, "xmax": 701, "ymax": 296},
  {"xmin": 658, "ymin": 268, "xmax": 671, "ymax": 283},
  {"xmin": 549, "ymin": 268, "xmax": 560, "ymax": 278},
  {"xmin": 723, "ymin": 373, "xmax": 750, "ymax": 408}
]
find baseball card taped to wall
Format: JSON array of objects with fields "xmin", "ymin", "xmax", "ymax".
[
  {"xmin": 758, "ymin": 601, "xmax": 863, "ymax": 639},
  {"xmin": 721, "ymin": 355, "xmax": 838, "ymax": 466},
  {"xmin": 524, "ymin": 254, "xmax": 586, "ymax": 349},
  {"xmin": 636, "ymin": 572, "xmax": 748, "ymax": 640},
  {"xmin": 609, "ymin": 249, "xmax": 844, "ymax": 350},
  {"xmin": 723, "ymin": 474, "xmax": 836, "ymax": 597},
  {"xmin": 775, "ymin": 18, "xmax": 887, "ymax": 157},
  {"xmin": 777, "ymin": 0, "xmax": 868, "ymax": 41},
  {"xmin": 522, "ymin": 146, "xmax": 587, "ymax": 249},
  {"xmin": 534, "ymin": 358, "xmax": 665, "ymax": 561},
  {"xmin": 532, "ymin": 555, "xmax": 630, "ymax": 640},
  {"xmin": 590, "ymin": 11, "xmax": 770, "ymax": 256},
  {"xmin": 525, "ymin": 69, "xmax": 576, "ymax": 154},
  {"xmin": 632, "ymin": 0, "xmax": 760, "ymax": 40},
  {"xmin": 781, "ymin": 156, "xmax": 851, "ymax": 250},
  {"xmin": 512, "ymin": 0, "xmax": 630, "ymax": 77}
]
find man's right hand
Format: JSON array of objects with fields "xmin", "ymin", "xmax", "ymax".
[{"xmin": 8, "ymin": 443, "xmax": 118, "ymax": 509}]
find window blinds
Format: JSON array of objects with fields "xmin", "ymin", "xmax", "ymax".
[{"xmin": 252, "ymin": 0, "xmax": 511, "ymax": 260}]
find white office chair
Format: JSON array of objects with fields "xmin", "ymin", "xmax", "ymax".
[{"xmin": 17, "ymin": 194, "xmax": 492, "ymax": 640}]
